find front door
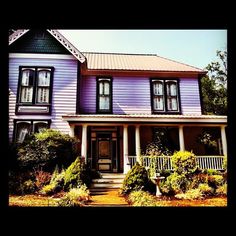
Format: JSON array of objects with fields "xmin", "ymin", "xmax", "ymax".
[{"xmin": 97, "ymin": 133, "xmax": 112, "ymax": 172}]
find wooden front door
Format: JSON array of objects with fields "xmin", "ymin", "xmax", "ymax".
[{"xmin": 97, "ymin": 133, "xmax": 112, "ymax": 172}]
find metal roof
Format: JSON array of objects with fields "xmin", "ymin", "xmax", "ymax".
[{"xmin": 82, "ymin": 52, "xmax": 205, "ymax": 72}]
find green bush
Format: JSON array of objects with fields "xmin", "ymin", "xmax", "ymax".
[
  {"xmin": 17, "ymin": 129, "xmax": 77, "ymax": 171},
  {"xmin": 191, "ymin": 173, "xmax": 209, "ymax": 189},
  {"xmin": 175, "ymin": 188, "xmax": 203, "ymax": 200},
  {"xmin": 172, "ymin": 151, "xmax": 197, "ymax": 176},
  {"xmin": 127, "ymin": 190, "xmax": 159, "ymax": 206},
  {"xmin": 198, "ymin": 183, "xmax": 214, "ymax": 196},
  {"xmin": 208, "ymin": 175, "xmax": 225, "ymax": 189},
  {"xmin": 9, "ymin": 170, "xmax": 36, "ymax": 195},
  {"xmin": 160, "ymin": 172, "xmax": 190, "ymax": 195},
  {"xmin": 64, "ymin": 157, "xmax": 91, "ymax": 190},
  {"xmin": 223, "ymin": 156, "xmax": 227, "ymax": 170},
  {"xmin": 216, "ymin": 183, "xmax": 227, "ymax": 196},
  {"xmin": 41, "ymin": 183, "xmax": 57, "ymax": 196},
  {"xmin": 57, "ymin": 185, "xmax": 90, "ymax": 207},
  {"xmin": 120, "ymin": 163, "xmax": 155, "ymax": 195}
]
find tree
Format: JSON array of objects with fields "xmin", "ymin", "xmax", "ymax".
[{"xmin": 201, "ymin": 50, "xmax": 227, "ymax": 115}]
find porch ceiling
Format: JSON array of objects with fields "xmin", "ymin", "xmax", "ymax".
[{"xmin": 62, "ymin": 114, "xmax": 227, "ymax": 124}]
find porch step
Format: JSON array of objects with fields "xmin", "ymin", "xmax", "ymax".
[
  {"xmin": 89, "ymin": 173, "xmax": 125, "ymax": 191},
  {"xmin": 90, "ymin": 183, "xmax": 122, "ymax": 189}
]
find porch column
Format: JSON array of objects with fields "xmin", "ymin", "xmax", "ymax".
[
  {"xmin": 135, "ymin": 125, "xmax": 141, "ymax": 164},
  {"xmin": 178, "ymin": 125, "xmax": 185, "ymax": 151},
  {"xmin": 221, "ymin": 125, "xmax": 227, "ymax": 156},
  {"xmin": 123, "ymin": 124, "xmax": 129, "ymax": 174},
  {"xmin": 69, "ymin": 124, "xmax": 75, "ymax": 137},
  {"xmin": 81, "ymin": 124, "xmax": 88, "ymax": 162}
]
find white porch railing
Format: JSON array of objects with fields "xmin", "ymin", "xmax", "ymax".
[{"xmin": 128, "ymin": 155, "xmax": 225, "ymax": 171}]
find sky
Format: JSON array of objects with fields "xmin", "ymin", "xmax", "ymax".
[{"xmin": 59, "ymin": 30, "xmax": 227, "ymax": 70}]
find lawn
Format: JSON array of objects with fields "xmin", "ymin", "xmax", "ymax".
[{"xmin": 9, "ymin": 194, "xmax": 227, "ymax": 207}]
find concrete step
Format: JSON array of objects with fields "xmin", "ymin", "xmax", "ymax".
[
  {"xmin": 92, "ymin": 178, "xmax": 123, "ymax": 184},
  {"xmin": 90, "ymin": 183, "xmax": 122, "ymax": 189},
  {"xmin": 100, "ymin": 173, "xmax": 125, "ymax": 179}
]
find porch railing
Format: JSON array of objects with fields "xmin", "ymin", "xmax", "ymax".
[{"xmin": 128, "ymin": 155, "xmax": 225, "ymax": 171}]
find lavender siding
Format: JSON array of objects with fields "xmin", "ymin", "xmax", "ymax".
[
  {"xmin": 179, "ymin": 78, "xmax": 202, "ymax": 115},
  {"xmin": 80, "ymin": 76, "xmax": 151, "ymax": 114},
  {"xmin": 9, "ymin": 56, "xmax": 78, "ymax": 141},
  {"xmin": 81, "ymin": 76, "xmax": 202, "ymax": 115}
]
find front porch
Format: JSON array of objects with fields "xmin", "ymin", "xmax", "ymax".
[{"xmin": 63, "ymin": 114, "xmax": 227, "ymax": 174}]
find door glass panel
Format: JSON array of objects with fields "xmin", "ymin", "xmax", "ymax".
[{"xmin": 99, "ymin": 140, "xmax": 109, "ymax": 158}]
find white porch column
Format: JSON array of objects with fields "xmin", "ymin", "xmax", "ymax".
[
  {"xmin": 123, "ymin": 125, "xmax": 129, "ymax": 174},
  {"xmin": 81, "ymin": 124, "xmax": 88, "ymax": 162},
  {"xmin": 178, "ymin": 125, "xmax": 185, "ymax": 151},
  {"xmin": 135, "ymin": 125, "xmax": 141, "ymax": 164},
  {"xmin": 221, "ymin": 125, "xmax": 227, "ymax": 156},
  {"xmin": 69, "ymin": 124, "xmax": 75, "ymax": 137}
]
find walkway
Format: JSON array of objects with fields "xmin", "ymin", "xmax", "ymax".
[{"xmin": 87, "ymin": 189, "xmax": 130, "ymax": 207}]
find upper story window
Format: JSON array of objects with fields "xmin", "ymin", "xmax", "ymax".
[
  {"xmin": 151, "ymin": 79, "xmax": 180, "ymax": 113},
  {"xmin": 97, "ymin": 78, "xmax": 112, "ymax": 113},
  {"xmin": 14, "ymin": 120, "xmax": 50, "ymax": 143},
  {"xmin": 17, "ymin": 66, "xmax": 54, "ymax": 114}
]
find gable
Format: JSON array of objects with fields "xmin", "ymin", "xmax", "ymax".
[{"xmin": 9, "ymin": 29, "xmax": 70, "ymax": 54}]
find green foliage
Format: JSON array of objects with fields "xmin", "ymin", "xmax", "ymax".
[
  {"xmin": 216, "ymin": 183, "xmax": 227, "ymax": 196},
  {"xmin": 57, "ymin": 185, "xmax": 90, "ymax": 207},
  {"xmin": 175, "ymin": 188, "xmax": 203, "ymax": 200},
  {"xmin": 17, "ymin": 129, "xmax": 77, "ymax": 171},
  {"xmin": 191, "ymin": 173, "xmax": 209, "ymax": 189},
  {"xmin": 201, "ymin": 50, "xmax": 227, "ymax": 115},
  {"xmin": 41, "ymin": 183, "xmax": 58, "ymax": 196},
  {"xmin": 127, "ymin": 190, "xmax": 159, "ymax": 206},
  {"xmin": 172, "ymin": 151, "xmax": 197, "ymax": 176},
  {"xmin": 9, "ymin": 170, "xmax": 35, "ymax": 195},
  {"xmin": 203, "ymin": 169, "xmax": 221, "ymax": 176},
  {"xmin": 208, "ymin": 175, "xmax": 225, "ymax": 189},
  {"xmin": 143, "ymin": 128, "xmax": 174, "ymax": 156},
  {"xmin": 198, "ymin": 183, "xmax": 214, "ymax": 196},
  {"xmin": 160, "ymin": 172, "xmax": 190, "ymax": 195},
  {"xmin": 121, "ymin": 163, "xmax": 155, "ymax": 195},
  {"xmin": 223, "ymin": 156, "xmax": 227, "ymax": 170},
  {"xmin": 64, "ymin": 157, "xmax": 91, "ymax": 190}
]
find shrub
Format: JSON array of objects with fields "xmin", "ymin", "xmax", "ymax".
[
  {"xmin": 202, "ymin": 169, "xmax": 221, "ymax": 176},
  {"xmin": 41, "ymin": 183, "xmax": 57, "ymax": 196},
  {"xmin": 172, "ymin": 151, "xmax": 197, "ymax": 176},
  {"xmin": 17, "ymin": 129, "xmax": 77, "ymax": 171},
  {"xmin": 41, "ymin": 167, "xmax": 65, "ymax": 195},
  {"xmin": 222, "ymin": 156, "xmax": 227, "ymax": 170},
  {"xmin": 175, "ymin": 188, "xmax": 203, "ymax": 200},
  {"xmin": 57, "ymin": 185, "xmax": 90, "ymax": 207},
  {"xmin": 198, "ymin": 183, "xmax": 214, "ymax": 196},
  {"xmin": 160, "ymin": 172, "xmax": 190, "ymax": 195},
  {"xmin": 191, "ymin": 173, "xmax": 209, "ymax": 189},
  {"xmin": 120, "ymin": 163, "xmax": 154, "ymax": 195},
  {"xmin": 216, "ymin": 183, "xmax": 227, "ymax": 196},
  {"xmin": 21, "ymin": 179, "xmax": 37, "ymax": 194},
  {"xmin": 127, "ymin": 190, "xmax": 158, "ymax": 206},
  {"xmin": 34, "ymin": 169, "xmax": 51, "ymax": 191},
  {"xmin": 64, "ymin": 157, "xmax": 92, "ymax": 190},
  {"xmin": 208, "ymin": 175, "xmax": 225, "ymax": 189}
]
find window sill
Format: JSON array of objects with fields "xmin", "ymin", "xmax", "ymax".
[{"xmin": 15, "ymin": 104, "xmax": 51, "ymax": 115}]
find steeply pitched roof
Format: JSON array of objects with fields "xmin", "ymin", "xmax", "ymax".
[
  {"xmin": 82, "ymin": 52, "xmax": 205, "ymax": 73},
  {"xmin": 9, "ymin": 29, "xmax": 86, "ymax": 63}
]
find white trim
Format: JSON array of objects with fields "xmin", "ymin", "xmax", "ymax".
[
  {"xmin": 9, "ymin": 53, "xmax": 76, "ymax": 60},
  {"xmin": 62, "ymin": 115, "xmax": 227, "ymax": 124},
  {"xmin": 9, "ymin": 29, "xmax": 30, "ymax": 45}
]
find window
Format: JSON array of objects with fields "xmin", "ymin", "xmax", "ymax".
[
  {"xmin": 97, "ymin": 78, "xmax": 112, "ymax": 113},
  {"xmin": 151, "ymin": 79, "xmax": 180, "ymax": 113},
  {"xmin": 17, "ymin": 66, "xmax": 54, "ymax": 114},
  {"xmin": 14, "ymin": 120, "xmax": 50, "ymax": 143}
]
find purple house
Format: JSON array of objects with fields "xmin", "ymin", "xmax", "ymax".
[{"xmin": 9, "ymin": 29, "xmax": 227, "ymax": 174}]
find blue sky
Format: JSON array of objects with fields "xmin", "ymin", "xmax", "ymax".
[{"xmin": 59, "ymin": 30, "xmax": 227, "ymax": 70}]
